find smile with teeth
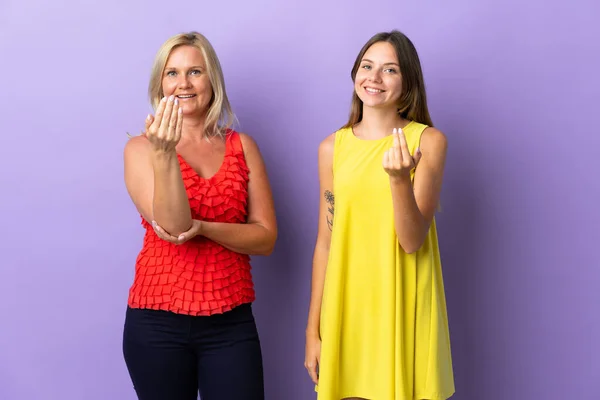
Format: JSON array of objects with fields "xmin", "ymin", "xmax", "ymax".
[
  {"xmin": 365, "ymin": 87, "xmax": 384, "ymax": 94},
  {"xmin": 177, "ymin": 94, "xmax": 196, "ymax": 99}
]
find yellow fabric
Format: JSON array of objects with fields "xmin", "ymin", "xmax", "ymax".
[{"xmin": 317, "ymin": 122, "xmax": 455, "ymax": 400}]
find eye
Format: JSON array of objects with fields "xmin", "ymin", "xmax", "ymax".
[
  {"xmin": 166, "ymin": 70, "xmax": 176, "ymax": 77},
  {"xmin": 361, "ymin": 64, "xmax": 372, "ymax": 70},
  {"xmin": 384, "ymin": 68, "xmax": 397, "ymax": 74},
  {"xmin": 189, "ymin": 69, "xmax": 201, "ymax": 75}
]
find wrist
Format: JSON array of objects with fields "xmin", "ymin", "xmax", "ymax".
[
  {"xmin": 151, "ymin": 149, "xmax": 178, "ymax": 162},
  {"xmin": 306, "ymin": 327, "xmax": 320, "ymax": 339},
  {"xmin": 389, "ymin": 174, "xmax": 412, "ymax": 186},
  {"xmin": 196, "ymin": 220, "xmax": 204, "ymax": 237}
]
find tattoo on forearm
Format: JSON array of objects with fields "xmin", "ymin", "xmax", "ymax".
[{"xmin": 325, "ymin": 190, "xmax": 334, "ymax": 231}]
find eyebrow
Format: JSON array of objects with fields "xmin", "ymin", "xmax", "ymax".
[
  {"xmin": 164, "ymin": 65, "xmax": 204, "ymax": 70},
  {"xmin": 361, "ymin": 58, "xmax": 400, "ymax": 67}
]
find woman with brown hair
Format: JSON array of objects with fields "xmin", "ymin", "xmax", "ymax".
[
  {"xmin": 122, "ymin": 31, "xmax": 276, "ymax": 400},
  {"xmin": 305, "ymin": 30, "xmax": 455, "ymax": 399}
]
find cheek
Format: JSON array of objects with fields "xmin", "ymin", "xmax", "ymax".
[
  {"xmin": 354, "ymin": 76, "xmax": 366, "ymax": 92},
  {"xmin": 161, "ymin": 79, "xmax": 177, "ymax": 95},
  {"xmin": 385, "ymin": 77, "xmax": 402, "ymax": 96},
  {"xmin": 195, "ymin": 78, "xmax": 213, "ymax": 97},
  {"xmin": 354, "ymin": 71, "xmax": 368, "ymax": 85}
]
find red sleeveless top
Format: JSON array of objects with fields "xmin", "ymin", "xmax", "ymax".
[{"xmin": 127, "ymin": 130, "xmax": 255, "ymax": 316}]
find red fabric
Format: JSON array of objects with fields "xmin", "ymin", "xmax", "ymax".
[{"xmin": 127, "ymin": 130, "xmax": 255, "ymax": 316}]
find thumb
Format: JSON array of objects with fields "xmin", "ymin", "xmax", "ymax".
[
  {"xmin": 413, "ymin": 147, "xmax": 422, "ymax": 166},
  {"xmin": 145, "ymin": 114, "xmax": 154, "ymax": 132}
]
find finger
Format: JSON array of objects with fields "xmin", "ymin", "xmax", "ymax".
[
  {"xmin": 144, "ymin": 114, "xmax": 154, "ymax": 135},
  {"xmin": 159, "ymin": 95, "xmax": 175, "ymax": 137},
  {"xmin": 150, "ymin": 97, "xmax": 167, "ymax": 134},
  {"xmin": 398, "ymin": 128, "xmax": 411, "ymax": 163},
  {"xmin": 175, "ymin": 106, "xmax": 183, "ymax": 142},
  {"xmin": 153, "ymin": 225, "xmax": 169, "ymax": 241},
  {"xmin": 382, "ymin": 149, "xmax": 390, "ymax": 169},
  {"xmin": 392, "ymin": 138, "xmax": 401, "ymax": 168},
  {"xmin": 393, "ymin": 128, "xmax": 403, "ymax": 166},
  {"xmin": 167, "ymin": 98, "xmax": 179, "ymax": 140},
  {"xmin": 413, "ymin": 147, "xmax": 422, "ymax": 166},
  {"xmin": 152, "ymin": 221, "xmax": 177, "ymax": 242},
  {"xmin": 177, "ymin": 220, "xmax": 201, "ymax": 243},
  {"xmin": 160, "ymin": 231, "xmax": 179, "ymax": 243},
  {"xmin": 152, "ymin": 223, "xmax": 168, "ymax": 239},
  {"xmin": 307, "ymin": 362, "xmax": 318, "ymax": 385}
]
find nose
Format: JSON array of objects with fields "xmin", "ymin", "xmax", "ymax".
[
  {"xmin": 368, "ymin": 69, "xmax": 382, "ymax": 83},
  {"xmin": 177, "ymin": 73, "xmax": 192, "ymax": 89}
]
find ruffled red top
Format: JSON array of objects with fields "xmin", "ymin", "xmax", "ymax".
[{"xmin": 127, "ymin": 130, "xmax": 255, "ymax": 316}]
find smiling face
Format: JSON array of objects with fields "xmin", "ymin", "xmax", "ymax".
[
  {"xmin": 353, "ymin": 41, "xmax": 403, "ymax": 111},
  {"xmin": 161, "ymin": 45, "xmax": 213, "ymax": 117}
]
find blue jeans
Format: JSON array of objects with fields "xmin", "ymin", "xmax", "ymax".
[{"xmin": 122, "ymin": 303, "xmax": 264, "ymax": 400}]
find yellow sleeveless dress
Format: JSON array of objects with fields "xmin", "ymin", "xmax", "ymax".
[{"xmin": 317, "ymin": 121, "xmax": 455, "ymax": 400}]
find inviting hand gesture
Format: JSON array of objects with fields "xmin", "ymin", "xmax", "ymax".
[
  {"xmin": 383, "ymin": 127, "xmax": 422, "ymax": 178},
  {"xmin": 151, "ymin": 219, "xmax": 203, "ymax": 245},
  {"xmin": 145, "ymin": 95, "xmax": 183, "ymax": 153}
]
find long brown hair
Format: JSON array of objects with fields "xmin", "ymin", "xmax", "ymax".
[{"xmin": 342, "ymin": 30, "xmax": 433, "ymax": 129}]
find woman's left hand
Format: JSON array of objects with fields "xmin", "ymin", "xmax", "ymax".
[
  {"xmin": 383, "ymin": 127, "xmax": 422, "ymax": 178},
  {"xmin": 151, "ymin": 219, "xmax": 203, "ymax": 244}
]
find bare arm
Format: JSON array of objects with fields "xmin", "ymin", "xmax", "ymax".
[
  {"xmin": 389, "ymin": 127, "xmax": 447, "ymax": 253},
  {"xmin": 151, "ymin": 150, "xmax": 192, "ymax": 234},
  {"xmin": 306, "ymin": 133, "xmax": 335, "ymax": 339},
  {"xmin": 124, "ymin": 137, "xmax": 192, "ymax": 233},
  {"xmin": 124, "ymin": 98, "xmax": 192, "ymax": 235},
  {"xmin": 198, "ymin": 133, "xmax": 277, "ymax": 256}
]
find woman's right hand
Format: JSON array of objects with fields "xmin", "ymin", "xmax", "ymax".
[
  {"xmin": 145, "ymin": 95, "xmax": 183, "ymax": 153},
  {"xmin": 305, "ymin": 334, "xmax": 321, "ymax": 385}
]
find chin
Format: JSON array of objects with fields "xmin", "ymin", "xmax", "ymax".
[
  {"xmin": 180, "ymin": 103, "xmax": 199, "ymax": 114},
  {"xmin": 360, "ymin": 99, "xmax": 387, "ymax": 109}
]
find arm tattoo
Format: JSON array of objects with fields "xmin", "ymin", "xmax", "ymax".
[{"xmin": 324, "ymin": 190, "xmax": 334, "ymax": 231}]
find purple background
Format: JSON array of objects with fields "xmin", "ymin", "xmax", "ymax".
[{"xmin": 1, "ymin": 0, "xmax": 599, "ymax": 399}]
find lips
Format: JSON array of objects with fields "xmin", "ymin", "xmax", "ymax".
[
  {"xmin": 176, "ymin": 94, "xmax": 196, "ymax": 99},
  {"xmin": 364, "ymin": 87, "xmax": 384, "ymax": 94}
]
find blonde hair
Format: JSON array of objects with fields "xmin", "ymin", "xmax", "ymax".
[{"xmin": 148, "ymin": 31, "xmax": 236, "ymax": 138}]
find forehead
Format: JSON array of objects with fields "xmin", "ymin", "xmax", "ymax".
[
  {"xmin": 362, "ymin": 41, "xmax": 398, "ymax": 63},
  {"xmin": 165, "ymin": 45, "xmax": 206, "ymax": 67}
]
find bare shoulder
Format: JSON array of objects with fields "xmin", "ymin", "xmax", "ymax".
[
  {"xmin": 238, "ymin": 132, "xmax": 260, "ymax": 155},
  {"xmin": 420, "ymin": 127, "xmax": 447, "ymax": 153},
  {"xmin": 318, "ymin": 132, "xmax": 336, "ymax": 159},
  {"xmin": 124, "ymin": 134, "xmax": 151, "ymax": 157}
]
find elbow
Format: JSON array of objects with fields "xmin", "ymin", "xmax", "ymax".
[
  {"xmin": 155, "ymin": 219, "xmax": 193, "ymax": 237},
  {"xmin": 397, "ymin": 221, "xmax": 429, "ymax": 254},
  {"xmin": 152, "ymin": 207, "xmax": 193, "ymax": 237},
  {"xmin": 172, "ymin": 223, "xmax": 194, "ymax": 237},
  {"xmin": 258, "ymin": 247, "xmax": 274, "ymax": 256},
  {"xmin": 257, "ymin": 230, "xmax": 277, "ymax": 256},
  {"xmin": 398, "ymin": 236, "xmax": 425, "ymax": 254},
  {"xmin": 401, "ymin": 244, "xmax": 422, "ymax": 254}
]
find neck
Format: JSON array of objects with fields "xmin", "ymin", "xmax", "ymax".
[
  {"xmin": 356, "ymin": 106, "xmax": 409, "ymax": 139},
  {"xmin": 180, "ymin": 113, "xmax": 207, "ymax": 143}
]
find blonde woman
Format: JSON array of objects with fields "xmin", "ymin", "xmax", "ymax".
[{"xmin": 122, "ymin": 32, "xmax": 276, "ymax": 400}]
